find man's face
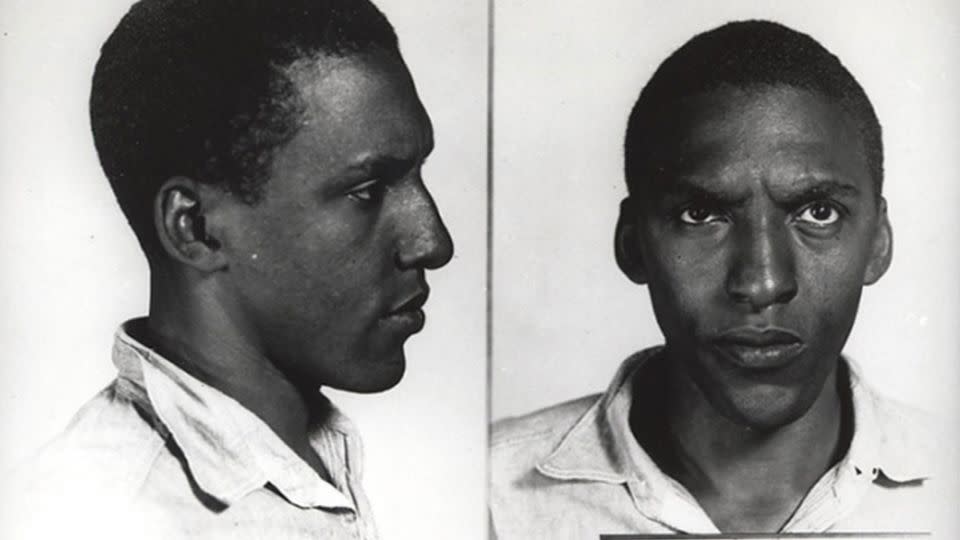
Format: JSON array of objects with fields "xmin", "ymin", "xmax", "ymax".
[
  {"xmin": 216, "ymin": 52, "xmax": 452, "ymax": 393},
  {"xmin": 620, "ymin": 85, "xmax": 890, "ymax": 429}
]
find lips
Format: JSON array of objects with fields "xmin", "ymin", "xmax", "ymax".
[
  {"xmin": 382, "ymin": 288, "xmax": 430, "ymax": 334},
  {"xmin": 387, "ymin": 288, "xmax": 429, "ymax": 316},
  {"xmin": 709, "ymin": 327, "xmax": 806, "ymax": 370}
]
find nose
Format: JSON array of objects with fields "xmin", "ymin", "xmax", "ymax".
[
  {"xmin": 394, "ymin": 182, "xmax": 454, "ymax": 271},
  {"xmin": 725, "ymin": 217, "xmax": 798, "ymax": 311}
]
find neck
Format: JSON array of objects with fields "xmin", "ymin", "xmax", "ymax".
[
  {"xmin": 632, "ymin": 351, "xmax": 849, "ymax": 530},
  {"xmin": 142, "ymin": 266, "xmax": 328, "ymax": 477}
]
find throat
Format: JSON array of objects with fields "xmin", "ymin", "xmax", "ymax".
[
  {"xmin": 137, "ymin": 316, "xmax": 334, "ymax": 482},
  {"xmin": 630, "ymin": 353, "xmax": 853, "ymax": 532}
]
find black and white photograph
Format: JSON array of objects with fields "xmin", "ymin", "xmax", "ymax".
[
  {"xmin": 491, "ymin": 0, "xmax": 959, "ymax": 538},
  {"xmin": 2, "ymin": 0, "xmax": 959, "ymax": 539},
  {"xmin": 0, "ymin": 0, "xmax": 486, "ymax": 538}
]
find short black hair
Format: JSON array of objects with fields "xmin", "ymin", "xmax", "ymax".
[
  {"xmin": 624, "ymin": 20, "xmax": 883, "ymax": 199},
  {"xmin": 91, "ymin": 0, "xmax": 400, "ymax": 260}
]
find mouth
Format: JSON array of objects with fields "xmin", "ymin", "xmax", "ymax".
[
  {"xmin": 382, "ymin": 288, "xmax": 430, "ymax": 333},
  {"xmin": 388, "ymin": 288, "xmax": 429, "ymax": 315},
  {"xmin": 709, "ymin": 327, "xmax": 806, "ymax": 370}
]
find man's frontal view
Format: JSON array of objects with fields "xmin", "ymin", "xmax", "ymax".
[
  {"xmin": 491, "ymin": 20, "xmax": 940, "ymax": 538},
  {"xmin": 7, "ymin": 0, "xmax": 451, "ymax": 538}
]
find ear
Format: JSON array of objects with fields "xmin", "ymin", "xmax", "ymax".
[
  {"xmin": 153, "ymin": 177, "xmax": 228, "ymax": 272},
  {"xmin": 615, "ymin": 197, "xmax": 648, "ymax": 285},
  {"xmin": 863, "ymin": 197, "xmax": 892, "ymax": 285}
]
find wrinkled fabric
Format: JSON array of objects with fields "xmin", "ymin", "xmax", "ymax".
[
  {"xmin": 4, "ymin": 320, "xmax": 378, "ymax": 539},
  {"xmin": 491, "ymin": 348, "xmax": 947, "ymax": 539}
]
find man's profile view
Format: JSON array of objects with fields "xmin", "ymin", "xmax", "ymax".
[
  {"xmin": 6, "ymin": 0, "xmax": 451, "ymax": 537},
  {"xmin": 490, "ymin": 20, "xmax": 939, "ymax": 537}
]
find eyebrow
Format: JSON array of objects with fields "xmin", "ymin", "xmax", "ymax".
[
  {"xmin": 341, "ymin": 137, "xmax": 434, "ymax": 176},
  {"xmin": 653, "ymin": 175, "xmax": 861, "ymax": 204},
  {"xmin": 344, "ymin": 154, "xmax": 418, "ymax": 175},
  {"xmin": 774, "ymin": 178, "xmax": 862, "ymax": 207},
  {"xmin": 653, "ymin": 177, "xmax": 748, "ymax": 206},
  {"xmin": 316, "ymin": 155, "xmax": 417, "ymax": 198}
]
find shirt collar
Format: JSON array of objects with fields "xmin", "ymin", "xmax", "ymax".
[
  {"xmin": 842, "ymin": 358, "xmax": 931, "ymax": 482},
  {"xmin": 537, "ymin": 347, "xmax": 931, "ymax": 487},
  {"xmin": 537, "ymin": 349, "xmax": 655, "ymax": 485},
  {"xmin": 112, "ymin": 320, "xmax": 358, "ymax": 510}
]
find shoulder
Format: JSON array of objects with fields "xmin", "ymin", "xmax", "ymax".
[
  {"xmin": 490, "ymin": 349, "xmax": 659, "ymax": 480},
  {"xmin": 490, "ymin": 394, "xmax": 600, "ymax": 482},
  {"xmin": 491, "ymin": 393, "xmax": 600, "ymax": 449},
  {"xmin": 12, "ymin": 380, "xmax": 169, "ymax": 499},
  {"xmin": 872, "ymin": 392, "xmax": 935, "ymax": 441},
  {"xmin": 3, "ymin": 381, "xmax": 176, "ymax": 538},
  {"xmin": 867, "ymin": 390, "xmax": 944, "ymax": 476}
]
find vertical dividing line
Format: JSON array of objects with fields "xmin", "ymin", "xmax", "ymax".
[
  {"xmin": 484, "ymin": 0, "xmax": 495, "ymax": 536},
  {"xmin": 485, "ymin": 0, "xmax": 495, "ymax": 408}
]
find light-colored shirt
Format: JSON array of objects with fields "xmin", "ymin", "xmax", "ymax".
[
  {"xmin": 490, "ymin": 347, "xmax": 950, "ymax": 539},
  {"xmin": 3, "ymin": 320, "xmax": 378, "ymax": 539}
]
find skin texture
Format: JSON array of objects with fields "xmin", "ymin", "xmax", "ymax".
[
  {"xmin": 211, "ymin": 52, "xmax": 452, "ymax": 393},
  {"xmin": 146, "ymin": 51, "xmax": 452, "ymax": 477},
  {"xmin": 617, "ymin": 85, "xmax": 891, "ymax": 531}
]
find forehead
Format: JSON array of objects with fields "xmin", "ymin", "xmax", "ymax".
[
  {"xmin": 645, "ymin": 86, "xmax": 870, "ymax": 196},
  {"xmin": 278, "ymin": 52, "xmax": 433, "ymax": 172}
]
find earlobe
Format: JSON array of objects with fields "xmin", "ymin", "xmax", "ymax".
[
  {"xmin": 154, "ymin": 177, "xmax": 227, "ymax": 272},
  {"xmin": 615, "ymin": 197, "xmax": 648, "ymax": 285},
  {"xmin": 864, "ymin": 197, "xmax": 892, "ymax": 285}
]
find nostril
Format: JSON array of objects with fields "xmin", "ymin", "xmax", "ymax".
[
  {"xmin": 425, "ymin": 227, "xmax": 454, "ymax": 269},
  {"xmin": 727, "ymin": 269, "xmax": 798, "ymax": 310},
  {"xmin": 395, "ymin": 220, "xmax": 453, "ymax": 271},
  {"xmin": 726, "ymin": 230, "xmax": 797, "ymax": 309}
]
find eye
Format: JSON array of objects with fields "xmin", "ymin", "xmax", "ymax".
[
  {"xmin": 678, "ymin": 205, "xmax": 724, "ymax": 225},
  {"xmin": 346, "ymin": 179, "xmax": 386, "ymax": 204},
  {"xmin": 796, "ymin": 201, "xmax": 840, "ymax": 226}
]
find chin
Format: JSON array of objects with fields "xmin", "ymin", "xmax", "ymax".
[
  {"xmin": 331, "ymin": 350, "xmax": 407, "ymax": 394},
  {"xmin": 719, "ymin": 384, "xmax": 814, "ymax": 431}
]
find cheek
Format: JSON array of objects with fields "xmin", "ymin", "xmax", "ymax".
[
  {"xmin": 645, "ymin": 243, "xmax": 725, "ymax": 335},
  {"xmin": 264, "ymin": 236, "xmax": 384, "ymax": 308},
  {"xmin": 796, "ymin": 252, "xmax": 866, "ymax": 344},
  {"xmin": 246, "ymin": 201, "xmax": 384, "ymax": 267},
  {"xmin": 228, "ymin": 215, "xmax": 388, "ymax": 318},
  {"xmin": 797, "ymin": 238, "xmax": 871, "ymax": 305}
]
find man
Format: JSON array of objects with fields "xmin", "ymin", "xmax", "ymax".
[
  {"xmin": 491, "ymin": 20, "xmax": 942, "ymax": 537},
  {"xmin": 6, "ymin": 0, "xmax": 451, "ymax": 538}
]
